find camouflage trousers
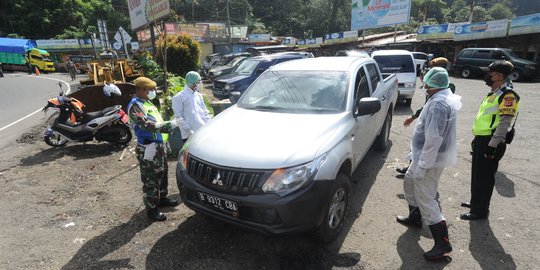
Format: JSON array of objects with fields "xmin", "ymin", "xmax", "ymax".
[{"xmin": 136, "ymin": 143, "xmax": 169, "ymax": 210}]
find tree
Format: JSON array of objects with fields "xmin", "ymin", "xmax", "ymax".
[
  {"xmin": 155, "ymin": 34, "xmax": 200, "ymax": 78},
  {"xmin": 488, "ymin": 3, "xmax": 514, "ymax": 20}
]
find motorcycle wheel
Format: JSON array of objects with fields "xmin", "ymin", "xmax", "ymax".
[
  {"xmin": 44, "ymin": 133, "xmax": 68, "ymax": 147},
  {"xmin": 114, "ymin": 125, "xmax": 132, "ymax": 145}
]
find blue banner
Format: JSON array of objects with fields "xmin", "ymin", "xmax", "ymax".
[{"xmin": 509, "ymin": 13, "xmax": 540, "ymax": 36}]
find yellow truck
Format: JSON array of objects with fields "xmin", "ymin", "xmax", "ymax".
[{"xmin": 0, "ymin": 38, "xmax": 55, "ymax": 72}]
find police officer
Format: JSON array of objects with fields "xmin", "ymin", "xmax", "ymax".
[
  {"xmin": 396, "ymin": 67, "xmax": 462, "ymax": 260},
  {"xmin": 460, "ymin": 60, "xmax": 520, "ymax": 220},
  {"xmin": 128, "ymin": 77, "xmax": 180, "ymax": 222}
]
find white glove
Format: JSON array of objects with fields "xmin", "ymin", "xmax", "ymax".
[
  {"xmin": 413, "ymin": 167, "xmax": 427, "ymax": 181},
  {"xmin": 170, "ymin": 118, "xmax": 182, "ymax": 129}
]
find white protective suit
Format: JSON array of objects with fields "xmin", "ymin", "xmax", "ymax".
[
  {"xmin": 404, "ymin": 88, "xmax": 462, "ymax": 225},
  {"xmin": 172, "ymin": 85, "xmax": 210, "ymax": 139}
]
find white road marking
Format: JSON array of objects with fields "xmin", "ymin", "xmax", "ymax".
[{"xmin": 0, "ymin": 76, "xmax": 71, "ymax": 132}]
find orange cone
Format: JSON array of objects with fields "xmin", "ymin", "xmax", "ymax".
[{"xmin": 35, "ymin": 66, "xmax": 40, "ymax": 76}]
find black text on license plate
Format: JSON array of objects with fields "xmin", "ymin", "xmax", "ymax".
[{"xmin": 197, "ymin": 192, "xmax": 239, "ymax": 216}]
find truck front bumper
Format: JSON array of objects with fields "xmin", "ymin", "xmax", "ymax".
[{"xmin": 176, "ymin": 170, "xmax": 333, "ymax": 235}]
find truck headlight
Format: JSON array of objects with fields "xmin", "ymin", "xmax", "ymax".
[
  {"xmin": 214, "ymin": 71, "xmax": 222, "ymax": 76},
  {"xmin": 262, "ymin": 154, "xmax": 327, "ymax": 194},
  {"xmin": 526, "ymin": 65, "xmax": 537, "ymax": 70},
  {"xmin": 404, "ymin": 83, "xmax": 415, "ymax": 88},
  {"xmin": 224, "ymin": 84, "xmax": 235, "ymax": 90}
]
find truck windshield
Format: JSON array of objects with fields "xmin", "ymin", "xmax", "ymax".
[
  {"xmin": 503, "ymin": 49, "xmax": 520, "ymax": 60},
  {"xmin": 237, "ymin": 70, "xmax": 349, "ymax": 113},
  {"xmin": 233, "ymin": 59, "xmax": 261, "ymax": 75},
  {"xmin": 373, "ymin": 55, "xmax": 415, "ymax": 73}
]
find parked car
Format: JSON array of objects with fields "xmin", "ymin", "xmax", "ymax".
[
  {"xmin": 207, "ymin": 56, "xmax": 247, "ymax": 82},
  {"xmin": 453, "ymin": 48, "xmax": 538, "ymax": 81},
  {"xmin": 411, "ymin": 52, "xmax": 432, "ymax": 76},
  {"xmin": 176, "ymin": 57, "xmax": 398, "ymax": 242},
  {"xmin": 212, "ymin": 53, "xmax": 309, "ymax": 102},
  {"xmin": 371, "ymin": 50, "xmax": 417, "ymax": 106},
  {"xmin": 335, "ymin": 50, "xmax": 370, "ymax": 58}
]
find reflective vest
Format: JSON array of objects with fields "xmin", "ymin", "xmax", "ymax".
[
  {"xmin": 473, "ymin": 87, "xmax": 520, "ymax": 136},
  {"xmin": 128, "ymin": 97, "xmax": 169, "ymax": 144}
]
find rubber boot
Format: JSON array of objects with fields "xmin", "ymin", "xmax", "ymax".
[
  {"xmin": 424, "ymin": 221, "xmax": 452, "ymax": 260},
  {"xmin": 147, "ymin": 208, "xmax": 167, "ymax": 222},
  {"xmin": 396, "ymin": 205, "xmax": 422, "ymax": 228}
]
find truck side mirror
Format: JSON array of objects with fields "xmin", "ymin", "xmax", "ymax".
[
  {"xmin": 229, "ymin": 91, "xmax": 241, "ymax": 104},
  {"xmin": 354, "ymin": 97, "xmax": 381, "ymax": 117}
]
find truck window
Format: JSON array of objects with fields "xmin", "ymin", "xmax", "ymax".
[
  {"xmin": 354, "ymin": 67, "xmax": 370, "ymax": 102},
  {"xmin": 473, "ymin": 50, "xmax": 491, "ymax": 59},
  {"xmin": 460, "ymin": 50, "xmax": 474, "ymax": 58},
  {"xmin": 366, "ymin": 64, "xmax": 380, "ymax": 91},
  {"xmin": 372, "ymin": 55, "xmax": 415, "ymax": 73}
]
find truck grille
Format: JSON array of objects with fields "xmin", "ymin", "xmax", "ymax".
[
  {"xmin": 187, "ymin": 155, "xmax": 271, "ymax": 194},
  {"xmin": 213, "ymin": 81, "xmax": 226, "ymax": 90}
]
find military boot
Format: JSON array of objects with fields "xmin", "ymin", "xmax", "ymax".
[
  {"xmin": 396, "ymin": 205, "xmax": 422, "ymax": 228},
  {"xmin": 424, "ymin": 220, "xmax": 452, "ymax": 260},
  {"xmin": 147, "ymin": 208, "xmax": 167, "ymax": 222},
  {"xmin": 159, "ymin": 197, "xmax": 179, "ymax": 207}
]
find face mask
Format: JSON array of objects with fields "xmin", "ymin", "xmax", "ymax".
[
  {"xmin": 483, "ymin": 73, "xmax": 494, "ymax": 86},
  {"xmin": 196, "ymin": 82, "xmax": 203, "ymax": 92},
  {"xmin": 147, "ymin": 90, "xmax": 157, "ymax": 100},
  {"xmin": 423, "ymin": 88, "xmax": 430, "ymax": 96}
]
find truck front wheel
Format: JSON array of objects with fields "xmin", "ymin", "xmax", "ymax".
[{"xmin": 316, "ymin": 173, "xmax": 350, "ymax": 243}]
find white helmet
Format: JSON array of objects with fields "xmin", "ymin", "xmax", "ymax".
[{"xmin": 103, "ymin": 83, "xmax": 122, "ymax": 97}]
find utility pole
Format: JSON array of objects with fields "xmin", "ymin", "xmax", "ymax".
[
  {"xmin": 192, "ymin": 0, "xmax": 195, "ymax": 23},
  {"xmin": 468, "ymin": 0, "xmax": 475, "ymax": 23},
  {"xmin": 226, "ymin": 0, "xmax": 232, "ymax": 44}
]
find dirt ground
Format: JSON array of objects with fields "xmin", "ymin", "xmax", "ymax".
[{"xmin": 1, "ymin": 78, "xmax": 539, "ymax": 269}]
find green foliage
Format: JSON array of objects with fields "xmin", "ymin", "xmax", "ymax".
[
  {"xmin": 155, "ymin": 34, "xmax": 201, "ymax": 78},
  {"xmin": 489, "ymin": 3, "xmax": 515, "ymax": 20}
]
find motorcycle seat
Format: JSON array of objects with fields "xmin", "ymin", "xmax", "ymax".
[{"xmin": 82, "ymin": 106, "xmax": 119, "ymax": 123}]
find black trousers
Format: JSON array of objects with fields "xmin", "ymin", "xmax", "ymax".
[{"xmin": 470, "ymin": 136, "xmax": 506, "ymax": 216}]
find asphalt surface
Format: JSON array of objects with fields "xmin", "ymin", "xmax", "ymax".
[{"xmin": 0, "ymin": 71, "xmax": 78, "ymax": 150}]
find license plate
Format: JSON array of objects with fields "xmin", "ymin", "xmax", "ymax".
[
  {"xmin": 197, "ymin": 192, "xmax": 239, "ymax": 217},
  {"xmin": 120, "ymin": 114, "xmax": 129, "ymax": 123}
]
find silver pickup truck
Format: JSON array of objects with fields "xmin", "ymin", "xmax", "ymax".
[{"xmin": 176, "ymin": 57, "xmax": 398, "ymax": 242}]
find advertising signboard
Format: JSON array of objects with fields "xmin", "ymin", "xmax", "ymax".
[
  {"xmin": 416, "ymin": 22, "xmax": 467, "ymax": 40},
  {"xmin": 36, "ymin": 39, "xmax": 102, "ymax": 50},
  {"xmin": 351, "ymin": 0, "xmax": 411, "ymax": 30},
  {"xmin": 454, "ymin": 19, "xmax": 509, "ymax": 41},
  {"xmin": 249, "ymin": 34, "xmax": 271, "ymax": 43},
  {"xmin": 298, "ymin": 37, "xmax": 323, "ymax": 48},
  {"xmin": 127, "ymin": 0, "xmax": 170, "ymax": 30},
  {"xmin": 324, "ymin": 30, "xmax": 358, "ymax": 44},
  {"xmin": 509, "ymin": 13, "xmax": 540, "ymax": 36}
]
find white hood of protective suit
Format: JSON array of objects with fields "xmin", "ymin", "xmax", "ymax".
[{"xmin": 411, "ymin": 88, "xmax": 462, "ymax": 169}]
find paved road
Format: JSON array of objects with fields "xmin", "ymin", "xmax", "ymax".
[{"xmin": 0, "ymin": 72, "xmax": 77, "ymax": 150}]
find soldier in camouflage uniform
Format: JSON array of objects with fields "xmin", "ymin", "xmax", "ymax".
[{"xmin": 128, "ymin": 77, "xmax": 180, "ymax": 221}]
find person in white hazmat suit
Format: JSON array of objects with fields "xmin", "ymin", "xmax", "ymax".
[
  {"xmin": 396, "ymin": 67, "xmax": 462, "ymax": 260},
  {"xmin": 172, "ymin": 71, "xmax": 211, "ymax": 143}
]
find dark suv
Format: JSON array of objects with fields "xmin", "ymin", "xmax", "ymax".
[
  {"xmin": 212, "ymin": 53, "xmax": 308, "ymax": 101},
  {"xmin": 453, "ymin": 48, "xmax": 538, "ymax": 81}
]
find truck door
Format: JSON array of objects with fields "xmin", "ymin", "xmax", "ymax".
[
  {"xmin": 352, "ymin": 65, "xmax": 375, "ymax": 164},
  {"xmin": 365, "ymin": 63, "xmax": 386, "ymax": 128}
]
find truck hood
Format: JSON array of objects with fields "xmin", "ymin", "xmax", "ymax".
[
  {"xmin": 210, "ymin": 65, "xmax": 233, "ymax": 73},
  {"xmin": 215, "ymin": 74, "xmax": 250, "ymax": 83},
  {"xmin": 188, "ymin": 107, "xmax": 348, "ymax": 169}
]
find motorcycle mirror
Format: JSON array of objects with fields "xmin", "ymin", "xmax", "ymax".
[{"xmin": 57, "ymin": 82, "xmax": 64, "ymax": 96}]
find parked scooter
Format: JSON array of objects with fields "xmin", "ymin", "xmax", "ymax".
[{"xmin": 42, "ymin": 83, "xmax": 132, "ymax": 147}]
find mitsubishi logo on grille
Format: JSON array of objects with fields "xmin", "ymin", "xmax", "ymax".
[{"xmin": 212, "ymin": 171, "xmax": 224, "ymax": 186}]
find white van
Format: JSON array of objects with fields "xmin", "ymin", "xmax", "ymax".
[{"xmin": 372, "ymin": 50, "xmax": 416, "ymax": 106}]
